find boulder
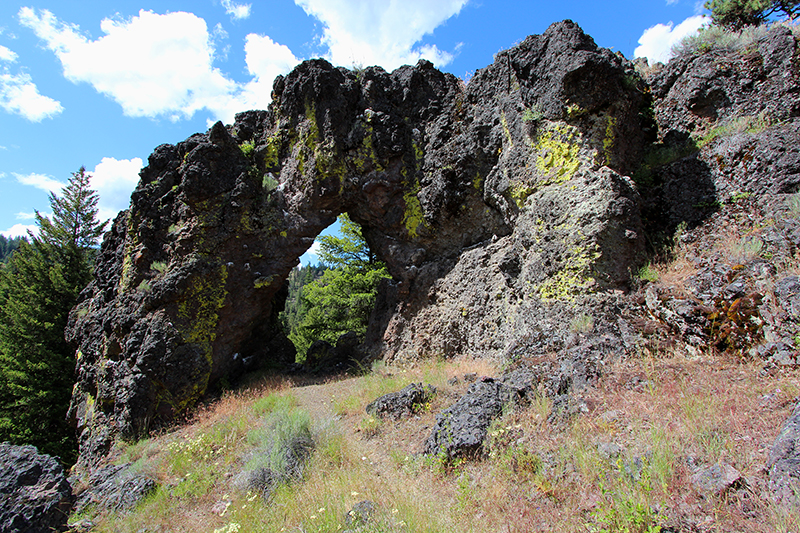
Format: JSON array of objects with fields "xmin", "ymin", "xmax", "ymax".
[
  {"xmin": 73, "ymin": 462, "xmax": 156, "ymax": 514},
  {"xmin": 690, "ymin": 462, "xmax": 744, "ymax": 496},
  {"xmin": 0, "ymin": 443, "xmax": 72, "ymax": 533},
  {"xmin": 423, "ymin": 378, "xmax": 526, "ymax": 459},
  {"xmin": 365, "ymin": 383, "xmax": 436, "ymax": 420},
  {"xmin": 767, "ymin": 402, "xmax": 800, "ymax": 506}
]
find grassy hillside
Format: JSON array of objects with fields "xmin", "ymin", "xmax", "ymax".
[{"xmin": 71, "ymin": 347, "xmax": 798, "ymax": 532}]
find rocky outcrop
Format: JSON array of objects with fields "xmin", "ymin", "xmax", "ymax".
[
  {"xmin": 0, "ymin": 443, "xmax": 72, "ymax": 533},
  {"xmin": 365, "ymin": 383, "xmax": 436, "ymax": 420},
  {"xmin": 628, "ymin": 23, "xmax": 800, "ymax": 364},
  {"xmin": 66, "ymin": 20, "xmax": 651, "ymax": 466},
  {"xmin": 73, "ymin": 463, "xmax": 156, "ymax": 514},
  {"xmin": 65, "ymin": 18, "xmax": 800, "ymax": 469},
  {"xmin": 767, "ymin": 402, "xmax": 800, "ymax": 506},
  {"xmin": 423, "ymin": 377, "xmax": 530, "ymax": 459}
]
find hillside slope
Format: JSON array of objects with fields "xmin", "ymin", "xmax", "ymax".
[{"xmin": 44, "ymin": 19, "xmax": 800, "ymax": 532}]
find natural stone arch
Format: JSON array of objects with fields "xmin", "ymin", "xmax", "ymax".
[{"xmin": 67, "ymin": 20, "xmax": 650, "ymax": 465}]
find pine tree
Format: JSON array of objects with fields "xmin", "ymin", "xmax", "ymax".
[
  {"xmin": 0, "ymin": 235, "xmax": 25, "ymax": 263},
  {"xmin": 705, "ymin": 0, "xmax": 799, "ymax": 30},
  {"xmin": 0, "ymin": 167, "xmax": 107, "ymax": 464},
  {"xmin": 288, "ymin": 214, "xmax": 389, "ymax": 359}
]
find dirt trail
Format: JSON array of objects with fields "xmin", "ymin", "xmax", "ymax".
[
  {"xmin": 289, "ymin": 374, "xmax": 435, "ymax": 475},
  {"xmin": 290, "ymin": 376, "xmax": 359, "ymax": 422}
]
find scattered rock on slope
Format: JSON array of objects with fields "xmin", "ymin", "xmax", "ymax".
[
  {"xmin": 767, "ymin": 402, "xmax": 800, "ymax": 506},
  {"xmin": 0, "ymin": 443, "xmax": 72, "ymax": 533},
  {"xmin": 424, "ymin": 378, "xmax": 528, "ymax": 459},
  {"xmin": 73, "ymin": 463, "xmax": 157, "ymax": 514},
  {"xmin": 366, "ymin": 383, "xmax": 436, "ymax": 420}
]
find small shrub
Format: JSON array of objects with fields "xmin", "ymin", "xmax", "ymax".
[
  {"xmin": 241, "ymin": 408, "xmax": 314, "ymax": 499},
  {"xmin": 522, "ymin": 105, "xmax": 544, "ymax": 123},
  {"xmin": 239, "ymin": 140, "xmax": 255, "ymax": 158},
  {"xmin": 359, "ymin": 415, "xmax": 381, "ymax": 438},
  {"xmin": 671, "ymin": 23, "xmax": 769, "ymax": 58},
  {"xmin": 262, "ymin": 173, "xmax": 278, "ymax": 192},
  {"xmin": 151, "ymin": 261, "xmax": 168, "ymax": 273},
  {"xmin": 787, "ymin": 192, "xmax": 800, "ymax": 216},
  {"xmin": 589, "ymin": 468, "xmax": 662, "ymax": 533},
  {"xmin": 696, "ymin": 111, "xmax": 775, "ymax": 148},
  {"xmin": 137, "ymin": 280, "xmax": 152, "ymax": 292},
  {"xmin": 636, "ymin": 264, "xmax": 659, "ymax": 283},
  {"xmin": 570, "ymin": 313, "xmax": 595, "ymax": 334}
]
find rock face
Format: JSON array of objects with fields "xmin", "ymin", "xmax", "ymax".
[
  {"xmin": 66, "ymin": 20, "xmax": 649, "ymax": 465},
  {"xmin": 0, "ymin": 443, "xmax": 72, "ymax": 533},
  {"xmin": 767, "ymin": 402, "xmax": 800, "ymax": 506},
  {"xmin": 66, "ymin": 20, "xmax": 800, "ymax": 469}
]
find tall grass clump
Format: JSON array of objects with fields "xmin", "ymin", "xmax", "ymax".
[
  {"xmin": 671, "ymin": 23, "xmax": 770, "ymax": 58},
  {"xmin": 238, "ymin": 402, "xmax": 314, "ymax": 499}
]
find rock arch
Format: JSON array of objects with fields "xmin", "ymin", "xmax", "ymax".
[{"xmin": 66, "ymin": 20, "xmax": 649, "ymax": 463}]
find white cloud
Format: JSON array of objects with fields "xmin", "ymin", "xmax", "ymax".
[
  {"xmin": 0, "ymin": 45, "xmax": 17, "ymax": 62},
  {"xmin": 14, "ymin": 172, "xmax": 65, "ymax": 193},
  {"xmin": 19, "ymin": 8, "xmax": 237, "ymax": 121},
  {"xmin": 213, "ymin": 34, "xmax": 299, "ymax": 120},
  {"xmin": 295, "ymin": 0, "xmax": 468, "ymax": 70},
  {"xmin": 222, "ymin": 0, "xmax": 252, "ymax": 20},
  {"xmin": 89, "ymin": 157, "xmax": 143, "ymax": 222},
  {"xmin": 15, "ymin": 211, "xmax": 35, "ymax": 220},
  {"xmin": 0, "ymin": 72, "xmax": 64, "ymax": 121},
  {"xmin": 1, "ymin": 223, "xmax": 36, "ymax": 239},
  {"xmin": 635, "ymin": 15, "xmax": 708, "ymax": 64},
  {"xmin": 0, "ymin": 43, "xmax": 63, "ymax": 121},
  {"xmin": 18, "ymin": 7, "xmax": 299, "ymax": 124}
]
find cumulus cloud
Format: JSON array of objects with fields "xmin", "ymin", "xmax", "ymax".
[
  {"xmin": 14, "ymin": 172, "xmax": 65, "ymax": 193},
  {"xmin": 0, "ymin": 43, "xmax": 63, "ymax": 121},
  {"xmin": 0, "ymin": 45, "xmax": 17, "ymax": 62},
  {"xmin": 222, "ymin": 0, "xmax": 252, "ymax": 20},
  {"xmin": 89, "ymin": 157, "xmax": 143, "ymax": 222},
  {"xmin": 1, "ymin": 223, "xmax": 37, "ymax": 239},
  {"xmin": 635, "ymin": 15, "xmax": 708, "ymax": 64},
  {"xmin": 18, "ymin": 7, "xmax": 299, "ymax": 124},
  {"xmin": 19, "ymin": 7, "xmax": 240, "ymax": 121},
  {"xmin": 295, "ymin": 0, "xmax": 467, "ymax": 69},
  {"xmin": 15, "ymin": 211, "xmax": 35, "ymax": 220}
]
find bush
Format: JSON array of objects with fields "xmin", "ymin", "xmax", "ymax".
[{"xmin": 671, "ymin": 23, "xmax": 769, "ymax": 57}]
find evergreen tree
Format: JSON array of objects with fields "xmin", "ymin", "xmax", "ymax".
[
  {"xmin": 288, "ymin": 214, "xmax": 389, "ymax": 359},
  {"xmin": 705, "ymin": 0, "xmax": 799, "ymax": 29},
  {"xmin": 0, "ymin": 235, "xmax": 25, "ymax": 263},
  {"xmin": 0, "ymin": 167, "xmax": 107, "ymax": 464}
]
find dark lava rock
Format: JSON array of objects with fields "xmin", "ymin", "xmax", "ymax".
[
  {"xmin": 73, "ymin": 462, "xmax": 156, "ymax": 514},
  {"xmin": 690, "ymin": 462, "xmax": 744, "ymax": 496},
  {"xmin": 0, "ymin": 443, "xmax": 72, "ymax": 533},
  {"xmin": 344, "ymin": 499, "xmax": 377, "ymax": 528},
  {"xmin": 365, "ymin": 383, "xmax": 436, "ymax": 420},
  {"xmin": 66, "ymin": 19, "xmax": 650, "ymax": 465},
  {"xmin": 423, "ymin": 379, "xmax": 525, "ymax": 459},
  {"xmin": 767, "ymin": 402, "xmax": 800, "ymax": 506}
]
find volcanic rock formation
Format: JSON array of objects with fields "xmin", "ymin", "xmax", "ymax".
[{"xmin": 66, "ymin": 19, "xmax": 800, "ymax": 467}]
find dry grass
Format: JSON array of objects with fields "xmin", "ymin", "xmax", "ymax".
[{"xmin": 75, "ymin": 351, "xmax": 799, "ymax": 533}]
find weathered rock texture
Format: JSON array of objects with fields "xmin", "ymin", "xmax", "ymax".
[
  {"xmin": 66, "ymin": 20, "xmax": 800, "ymax": 468},
  {"xmin": 0, "ymin": 443, "xmax": 72, "ymax": 533},
  {"xmin": 73, "ymin": 463, "xmax": 156, "ymax": 514},
  {"xmin": 767, "ymin": 402, "xmax": 800, "ymax": 506},
  {"xmin": 66, "ymin": 20, "xmax": 649, "ymax": 465},
  {"xmin": 365, "ymin": 383, "xmax": 436, "ymax": 420}
]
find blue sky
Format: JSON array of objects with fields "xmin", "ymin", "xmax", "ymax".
[{"xmin": 0, "ymin": 0, "xmax": 708, "ymax": 264}]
